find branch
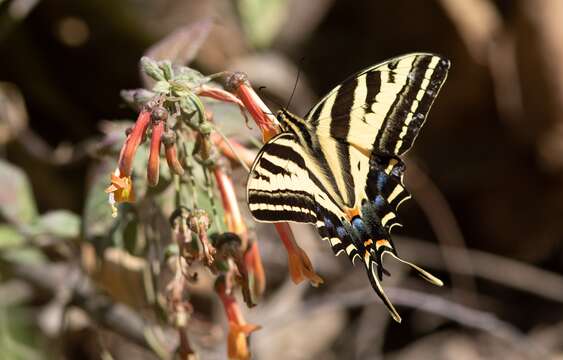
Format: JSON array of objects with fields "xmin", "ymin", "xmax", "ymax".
[
  {"xmin": 263, "ymin": 285, "xmax": 544, "ymax": 358},
  {"xmin": 399, "ymin": 237, "xmax": 563, "ymax": 304},
  {"xmin": 1, "ymin": 259, "xmax": 161, "ymax": 351}
]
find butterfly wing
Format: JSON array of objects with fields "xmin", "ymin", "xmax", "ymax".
[
  {"xmin": 306, "ymin": 53, "xmax": 450, "ymax": 157},
  {"xmin": 247, "ymin": 133, "xmax": 318, "ymax": 224}
]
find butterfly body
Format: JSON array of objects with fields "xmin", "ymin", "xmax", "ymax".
[{"xmin": 247, "ymin": 53, "xmax": 450, "ymax": 322}]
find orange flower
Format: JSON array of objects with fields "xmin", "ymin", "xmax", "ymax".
[
  {"xmin": 274, "ymin": 223, "xmax": 323, "ymax": 287},
  {"xmin": 224, "ymin": 74, "xmax": 323, "ymax": 287},
  {"xmin": 119, "ymin": 110, "xmax": 151, "ymax": 177},
  {"xmin": 105, "ymin": 168, "xmax": 135, "ymax": 218},
  {"xmin": 227, "ymin": 322, "xmax": 260, "ymax": 360},
  {"xmin": 214, "ymin": 167, "xmax": 247, "ymax": 244},
  {"xmin": 147, "ymin": 119, "xmax": 164, "ymax": 187},
  {"xmin": 163, "ymin": 132, "xmax": 184, "ymax": 175},
  {"xmin": 195, "ymin": 85, "xmax": 245, "ymax": 107},
  {"xmin": 244, "ymin": 241, "xmax": 266, "ymax": 299},
  {"xmin": 216, "ymin": 281, "xmax": 260, "ymax": 360},
  {"xmin": 210, "ymin": 133, "xmax": 257, "ymax": 168},
  {"xmin": 225, "ymin": 72, "xmax": 280, "ymax": 142}
]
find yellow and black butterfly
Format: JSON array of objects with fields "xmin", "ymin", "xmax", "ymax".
[{"xmin": 247, "ymin": 53, "xmax": 450, "ymax": 322}]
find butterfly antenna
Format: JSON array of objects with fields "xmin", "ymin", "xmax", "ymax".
[{"xmin": 286, "ymin": 57, "xmax": 305, "ymax": 110}]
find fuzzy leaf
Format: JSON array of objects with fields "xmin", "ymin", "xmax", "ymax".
[
  {"xmin": 35, "ymin": 210, "xmax": 81, "ymax": 239},
  {"xmin": 0, "ymin": 159, "xmax": 38, "ymax": 225},
  {"xmin": 0, "ymin": 225, "xmax": 25, "ymax": 249},
  {"xmin": 141, "ymin": 56, "xmax": 166, "ymax": 81}
]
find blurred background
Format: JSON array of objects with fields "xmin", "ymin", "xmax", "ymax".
[{"xmin": 1, "ymin": 0, "xmax": 563, "ymax": 359}]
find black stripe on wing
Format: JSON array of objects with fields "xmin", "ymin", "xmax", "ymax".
[
  {"xmin": 315, "ymin": 204, "xmax": 361, "ymax": 261},
  {"xmin": 376, "ymin": 55, "xmax": 450, "ymax": 155},
  {"xmin": 304, "ymin": 53, "xmax": 450, "ymax": 158},
  {"xmin": 247, "ymin": 133, "xmax": 317, "ymax": 224}
]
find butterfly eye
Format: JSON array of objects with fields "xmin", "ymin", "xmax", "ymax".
[{"xmin": 252, "ymin": 171, "xmax": 260, "ymax": 179}]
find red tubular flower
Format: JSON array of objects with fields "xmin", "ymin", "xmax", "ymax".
[
  {"xmin": 148, "ymin": 120, "xmax": 164, "ymax": 187},
  {"xmin": 226, "ymin": 72, "xmax": 280, "ymax": 142},
  {"xmin": 119, "ymin": 110, "xmax": 151, "ymax": 176},
  {"xmin": 162, "ymin": 131, "xmax": 184, "ymax": 175},
  {"xmin": 216, "ymin": 281, "xmax": 260, "ymax": 360},
  {"xmin": 214, "ymin": 167, "xmax": 247, "ymax": 245},
  {"xmin": 244, "ymin": 241, "xmax": 266, "ymax": 299},
  {"xmin": 274, "ymin": 223, "xmax": 323, "ymax": 287},
  {"xmin": 210, "ymin": 133, "xmax": 257, "ymax": 168},
  {"xmin": 196, "ymin": 85, "xmax": 245, "ymax": 107}
]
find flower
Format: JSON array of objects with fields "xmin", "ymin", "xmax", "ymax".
[
  {"xmin": 148, "ymin": 118, "xmax": 164, "ymax": 187},
  {"xmin": 210, "ymin": 133, "xmax": 257, "ymax": 168},
  {"xmin": 119, "ymin": 110, "xmax": 151, "ymax": 176},
  {"xmin": 105, "ymin": 168, "xmax": 135, "ymax": 218},
  {"xmin": 195, "ymin": 85, "xmax": 245, "ymax": 108},
  {"xmin": 216, "ymin": 280, "xmax": 260, "ymax": 360},
  {"xmin": 244, "ymin": 241, "xmax": 266, "ymax": 300},
  {"xmin": 162, "ymin": 131, "xmax": 185, "ymax": 175},
  {"xmin": 274, "ymin": 223, "xmax": 323, "ymax": 287},
  {"xmin": 214, "ymin": 167, "xmax": 247, "ymax": 245},
  {"xmin": 224, "ymin": 73, "xmax": 323, "ymax": 287},
  {"xmin": 147, "ymin": 106, "xmax": 168, "ymax": 187},
  {"xmin": 227, "ymin": 322, "xmax": 260, "ymax": 360},
  {"xmin": 225, "ymin": 72, "xmax": 280, "ymax": 142}
]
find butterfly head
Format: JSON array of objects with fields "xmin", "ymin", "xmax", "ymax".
[
  {"xmin": 274, "ymin": 108, "xmax": 309, "ymax": 135},
  {"xmin": 275, "ymin": 109, "xmax": 291, "ymax": 130}
]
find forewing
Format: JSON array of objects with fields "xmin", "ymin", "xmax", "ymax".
[
  {"xmin": 247, "ymin": 133, "xmax": 317, "ymax": 224},
  {"xmin": 306, "ymin": 53, "xmax": 450, "ymax": 156}
]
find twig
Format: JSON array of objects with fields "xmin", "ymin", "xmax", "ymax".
[
  {"xmin": 399, "ymin": 237, "xmax": 563, "ymax": 304},
  {"xmin": 1, "ymin": 259, "xmax": 165, "ymax": 352},
  {"xmin": 406, "ymin": 161, "xmax": 478, "ymax": 303},
  {"xmin": 435, "ymin": 0, "xmax": 501, "ymax": 63},
  {"xmin": 264, "ymin": 285, "xmax": 544, "ymax": 358}
]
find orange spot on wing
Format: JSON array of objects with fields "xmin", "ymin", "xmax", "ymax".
[
  {"xmin": 376, "ymin": 239, "xmax": 391, "ymax": 249},
  {"xmin": 344, "ymin": 206, "xmax": 361, "ymax": 220}
]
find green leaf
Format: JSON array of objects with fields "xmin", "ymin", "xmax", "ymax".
[
  {"xmin": 1, "ymin": 247, "xmax": 46, "ymax": 264},
  {"xmin": 83, "ymin": 160, "xmax": 118, "ymax": 244},
  {"xmin": 141, "ymin": 56, "xmax": 166, "ymax": 81},
  {"xmin": 152, "ymin": 80, "xmax": 171, "ymax": 94},
  {"xmin": 0, "ymin": 306, "xmax": 47, "ymax": 360},
  {"xmin": 159, "ymin": 60, "xmax": 174, "ymax": 80},
  {"xmin": 35, "ymin": 210, "xmax": 80, "ymax": 239},
  {"xmin": 0, "ymin": 159, "xmax": 38, "ymax": 225},
  {"xmin": 174, "ymin": 66, "xmax": 205, "ymax": 85},
  {"xmin": 0, "ymin": 225, "xmax": 25, "ymax": 249},
  {"xmin": 238, "ymin": 0, "xmax": 289, "ymax": 48}
]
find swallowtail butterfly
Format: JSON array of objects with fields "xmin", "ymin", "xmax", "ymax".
[{"xmin": 247, "ymin": 53, "xmax": 450, "ymax": 322}]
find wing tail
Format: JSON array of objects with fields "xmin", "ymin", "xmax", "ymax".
[{"xmin": 362, "ymin": 249, "xmax": 402, "ymax": 323}]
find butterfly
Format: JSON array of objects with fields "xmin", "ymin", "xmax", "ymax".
[{"xmin": 246, "ymin": 53, "xmax": 450, "ymax": 322}]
